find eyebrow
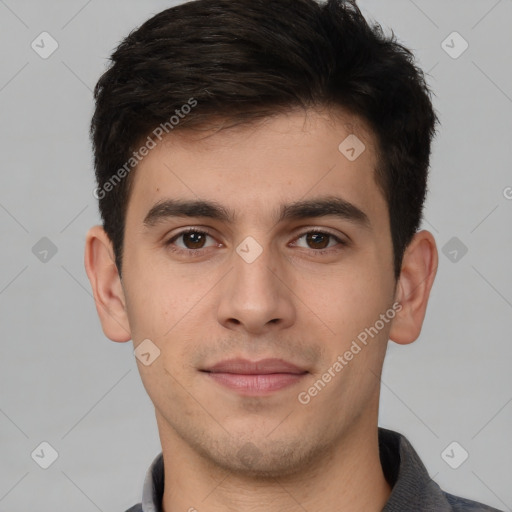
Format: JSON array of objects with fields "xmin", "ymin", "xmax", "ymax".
[{"xmin": 143, "ymin": 196, "xmax": 370, "ymax": 229}]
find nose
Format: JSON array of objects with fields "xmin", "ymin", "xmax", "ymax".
[{"xmin": 216, "ymin": 241, "xmax": 296, "ymax": 335}]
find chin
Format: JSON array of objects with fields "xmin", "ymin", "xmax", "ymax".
[{"xmin": 202, "ymin": 435, "xmax": 321, "ymax": 480}]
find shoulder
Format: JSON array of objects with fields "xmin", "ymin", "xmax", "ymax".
[
  {"xmin": 378, "ymin": 428, "xmax": 503, "ymax": 512},
  {"xmin": 124, "ymin": 504, "xmax": 142, "ymax": 512},
  {"xmin": 444, "ymin": 491, "xmax": 504, "ymax": 511}
]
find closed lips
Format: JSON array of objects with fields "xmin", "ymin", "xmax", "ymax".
[{"xmin": 203, "ymin": 358, "xmax": 308, "ymax": 375}]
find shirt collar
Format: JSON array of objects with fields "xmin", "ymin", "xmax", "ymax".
[
  {"xmin": 140, "ymin": 428, "xmax": 451, "ymax": 511},
  {"xmin": 141, "ymin": 450, "xmax": 164, "ymax": 512},
  {"xmin": 379, "ymin": 428, "xmax": 452, "ymax": 511}
]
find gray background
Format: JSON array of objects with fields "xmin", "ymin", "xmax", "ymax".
[{"xmin": 0, "ymin": 0, "xmax": 511, "ymax": 510}]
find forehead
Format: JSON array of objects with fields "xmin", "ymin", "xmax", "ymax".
[{"xmin": 125, "ymin": 109, "xmax": 387, "ymax": 229}]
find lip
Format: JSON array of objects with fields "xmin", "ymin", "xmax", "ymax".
[
  {"xmin": 204, "ymin": 358, "xmax": 307, "ymax": 375},
  {"xmin": 201, "ymin": 358, "xmax": 308, "ymax": 395}
]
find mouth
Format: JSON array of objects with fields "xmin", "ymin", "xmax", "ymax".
[{"xmin": 200, "ymin": 358, "xmax": 309, "ymax": 395}]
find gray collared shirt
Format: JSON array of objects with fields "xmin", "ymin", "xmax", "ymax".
[{"xmin": 125, "ymin": 428, "xmax": 502, "ymax": 512}]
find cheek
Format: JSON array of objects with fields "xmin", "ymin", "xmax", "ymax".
[
  {"xmin": 123, "ymin": 267, "xmax": 182, "ymax": 341},
  {"xmin": 303, "ymin": 266, "xmax": 388, "ymax": 339}
]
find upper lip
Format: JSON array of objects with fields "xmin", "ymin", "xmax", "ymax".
[{"xmin": 203, "ymin": 358, "xmax": 308, "ymax": 375}]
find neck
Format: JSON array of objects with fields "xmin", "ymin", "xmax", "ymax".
[{"xmin": 157, "ymin": 410, "xmax": 391, "ymax": 512}]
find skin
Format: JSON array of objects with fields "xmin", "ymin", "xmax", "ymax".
[{"xmin": 85, "ymin": 108, "xmax": 438, "ymax": 512}]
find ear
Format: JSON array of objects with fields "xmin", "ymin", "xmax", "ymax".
[
  {"xmin": 389, "ymin": 230, "xmax": 438, "ymax": 345},
  {"xmin": 84, "ymin": 225, "xmax": 132, "ymax": 342}
]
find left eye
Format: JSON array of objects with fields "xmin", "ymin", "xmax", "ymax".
[{"xmin": 292, "ymin": 231, "xmax": 343, "ymax": 251}]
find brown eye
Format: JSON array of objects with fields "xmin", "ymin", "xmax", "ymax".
[
  {"xmin": 180, "ymin": 231, "xmax": 207, "ymax": 249},
  {"xmin": 305, "ymin": 232, "xmax": 331, "ymax": 250},
  {"xmin": 292, "ymin": 230, "xmax": 344, "ymax": 253},
  {"xmin": 166, "ymin": 229, "xmax": 217, "ymax": 254}
]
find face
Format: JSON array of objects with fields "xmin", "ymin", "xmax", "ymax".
[{"xmin": 120, "ymin": 109, "xmax": 398, "ymax": 477}]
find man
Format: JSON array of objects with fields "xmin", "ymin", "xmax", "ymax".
[{"xmin": 84, "ymin": 0, "xmax": 502, "ymax": 510}]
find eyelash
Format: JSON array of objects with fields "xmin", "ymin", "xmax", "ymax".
[{"xmin": 164, "ymin": 227, "xmax": 347, "ymax": 257}]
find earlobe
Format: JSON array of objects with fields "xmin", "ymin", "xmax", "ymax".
[
  {"xmin": 389, "ymin": 230, "xmax": 438, "ymax": 345},
  {"xmin": 84, "ymin": 225, "xmax": 132, "ymax": 343}
]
